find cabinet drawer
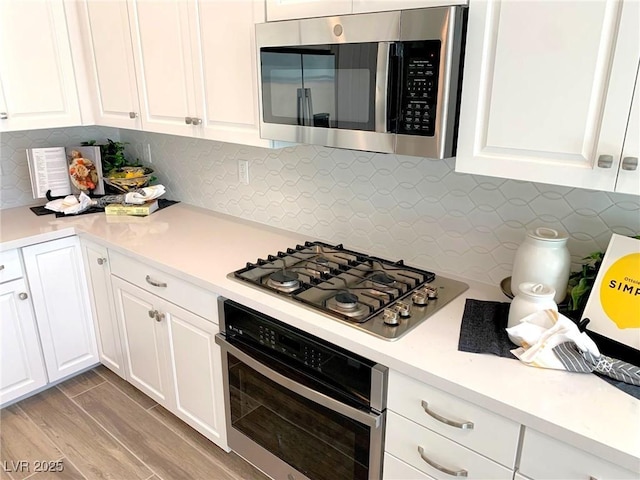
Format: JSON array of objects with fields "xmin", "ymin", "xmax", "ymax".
[
  {"xmin": 388, "ymin": 370, "xmax": 520, "ymax": 467},
  {"xmin": 383, "ymin": 452, "xmax": 435, "ymax": 480},
  {"xmin": 0, "ymin": 249, "xmax": 23, "ymax": 283},
  {"xmin": 519, "ymin": 428, "xmax": 637, "ymax": 480},
  {"xmin": 386, "ymin": 411, "xmax": 513, "ymax": 480},
  {"xmin": 109, "ymin": 251, "xmax": 217, "ymax": 321}
]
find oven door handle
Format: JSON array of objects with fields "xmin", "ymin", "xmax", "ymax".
[{"xmin": 216, "ymin": 334, "xmax": 382, "ymax": 429}]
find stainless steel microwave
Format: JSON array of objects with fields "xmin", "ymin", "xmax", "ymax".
[{"xmin": 256, "ymin": 6, "xmax": 467, "ymax": 158}]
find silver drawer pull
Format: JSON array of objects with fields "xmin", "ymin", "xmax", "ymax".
[
  {"xmin": 18, "ymin": 292, "xmax": 28, "ymax": 300},
  {"xmin": 418, "ymin": 446, "xmax": 467, "ymax": 477},
  {"xmin": 0, "ymin": 264, "xmax": 4, "ymax": 270},
  {"xmin": 421, "ymin": 400, "xmax": 474, "ymax": 430},
  {"xmin": 97, "ymin": 257, "xmax": 107, "ymax": 265},
  {"xmin": 145, "ymin": 275, "xmax": 167, "ymax": 288}
]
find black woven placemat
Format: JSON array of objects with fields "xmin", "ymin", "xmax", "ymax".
[
  {"xmin": 458, "ymin": 299, "xmax": 516, "ymax": 358},
  {"xmin": 30, "ymin": 199, "xmax": 179, "ymax": 217}
]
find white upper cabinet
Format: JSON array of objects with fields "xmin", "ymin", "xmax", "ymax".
[
  {"xmin": 196, "ymin": 0, "xmax": 270, "ymax": 146},
  {"xmin": 266, "ymin": 0, "xmax": 352, "ymax": 21},
  {"xmin": 353, "ymin": 0, "xmax": 466, "ymax": 14},
  {"xmin": 128, "ymin": 0, "xmax": 201, "ymax": 137},
  {"xmin": 267, "ymin": 0, "xmax": 466, "ymax": 21},
  {"xmin": 456, "ymin": 0, "xmax": 640, "ymax": 194},
  {"xmin": 79, "ymin": 0, "xmax": 142, "ymax": 129},
  {"xmin": 615, "ymin": 65, "xmax": 639, "ymax": 195},
  {"xmin": 0, "ymin": 0, "xmax": 82, "ymax": 132}
]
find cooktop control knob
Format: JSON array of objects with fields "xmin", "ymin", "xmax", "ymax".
[
  {"xmin": 411, "ymin": 290, "xmax": 429, "ymax": 306},
  {"xmin": 395, "ymin": 301, "xmax": 411, "ymax": 318},
  {"xmin": 382, "ymin": 308, "xmax": 399, "ymax": 326},
  {"xmin": 425, "ymin": 285, "xmax": 438, "ymax": 299}
]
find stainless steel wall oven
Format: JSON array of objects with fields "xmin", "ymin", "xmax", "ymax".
[{"xmin": 215, "ymin": 298, "xmax": 388, "ymax": 480}]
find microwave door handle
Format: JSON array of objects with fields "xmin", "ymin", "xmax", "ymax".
[
  {"xmin": 304, "ymin": 88, "xmax": 313, "ymax": 126},
  {"xmin": 375, "ymin": 42, "xmax": 391, "ymax": 133},
  {"xmin": 297, "ymin": 88, "xmax": 305, "ymax": 125}
]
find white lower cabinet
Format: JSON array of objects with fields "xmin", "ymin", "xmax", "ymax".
[
  {"xmin": 384, "ymin": 370, "xmax": 518, "ymax": 480},
  {"xmin": 112, "ymin": 277, "xmax": 173, "ymax": 405},
  {"xmin": 383, "ymin": 452, "xmax": 435, "ymax": 480},
  {"xmin": 0, "ymin": 277, "xmax": 47, "ymax": 406},
  {"xmin": 81, "ymin": 239, "xmax": 125, "ymax": 378},
  {"xmin": 109, "ymin": 251, "xmax": 227, "ymax": 449},
  {"xmin": 22, "ymin": 237, "xmax": 98, "ymax": 383},
  {"xmin": 518, "ymin": 428, "xmax": 638, "ymax": 480}
]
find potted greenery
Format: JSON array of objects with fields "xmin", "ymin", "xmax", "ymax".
[{"xmin": 564, "ymin": 234, "xmax": 640, "ymax": 321}]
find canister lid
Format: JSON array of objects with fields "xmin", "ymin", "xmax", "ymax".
[{"xmin": 527, "ymin": 227, "xmax": 568, "ymax": 242}]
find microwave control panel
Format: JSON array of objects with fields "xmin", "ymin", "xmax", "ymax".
[{"xmin": 398, "ymin": 41, "xmax": 441, "ymax": 136}]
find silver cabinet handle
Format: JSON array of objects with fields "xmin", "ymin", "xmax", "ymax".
[
  {"xmin": 421, "ymin": 400, "xmax": 474, "ymax": 430},
  {"xmin": 0, "ymin": 264, "xmax": 4, "ymax": 270},
  {"xmin": 0, "ymin": 112, "xmax": 7, "ymax": 120},
  {"xmin": 621, "ymin": 156, "xmax": 638, "ymax": 171},
  {"xmin": 97, "ymin": 257, "xmax": 107, "ymax": 265},
  {"xmin": 18, "ymin": 292, "xmax": 28, "ymax": 300},
  {"xmin": 145, "ymin": 275, "xmax": 167, "ymax": 288},
  {"xmin": 417, "ymin": 446, "xmax": 468, "ymax": 477},
  {"xmin": 184, "ymin": 116, "xmax": 192, "ymax": 125},
  {"xmin": 597, "ymin": 154, "xmax": 613, "ymax": 168},
  {"xmin": 191, "ymin": 117, "xmax": 202, "ymax": 125},
  {"xmin": 148, "ymin": 309, "xmax": 156, "ymax": 318},
  {"xmin": 129, "ymin": 111, "xmax": 138, "ymax": 119},
  {"xmin": 155, "ymin": 312, "xmax": 165, "ymax": 322}
]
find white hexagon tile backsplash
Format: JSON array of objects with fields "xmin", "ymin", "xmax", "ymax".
[{"xmin": 2, "ymin": 127, "xmax": 639, "ymax": 287}]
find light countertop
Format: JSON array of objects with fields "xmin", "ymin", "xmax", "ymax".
[{"xmin": 2, "ymin": 203, "xmax": 638, "ymax": 472}]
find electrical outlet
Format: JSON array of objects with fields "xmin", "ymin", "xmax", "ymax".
[
  {"xmin": 238, "ymin": 160, "xmax": 249, "ymax": 184},
  {"xmin": 145, "ymin": 143, "xmax": 153, "ymax": 164}
]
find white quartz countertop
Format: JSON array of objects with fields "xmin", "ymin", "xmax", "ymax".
[{"xmin": 2, "ymin": 203, "xmax": 638, "ymax": 471}]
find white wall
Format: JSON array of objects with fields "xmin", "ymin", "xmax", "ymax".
[{"xmin": 2, "ymin": 126, "xmax": 639, "ymax": 287}]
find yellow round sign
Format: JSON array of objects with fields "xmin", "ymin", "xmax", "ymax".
[{"xmin": 599, "ymin": 252, "xmax": 640, "ymax": 329}]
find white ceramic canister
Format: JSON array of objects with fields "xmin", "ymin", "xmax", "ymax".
[
  {"xmin": 507, "ymin": 282, "xmax": 558, "ymax": 328},
  {"xmin": 510, "ymin": 227, "xmax": 570, "ymax": 304}
]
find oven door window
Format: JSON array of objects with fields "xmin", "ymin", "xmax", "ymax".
[
  {"xmin": 228, "ymin": 352, "xmax": 371, "ymax": 480},
  {"xmin": 260, "ymin": 44, "xmax": 377, "ymax": 131}
]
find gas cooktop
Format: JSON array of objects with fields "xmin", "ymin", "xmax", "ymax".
[{"xmin": 230, "ymin": 241, "xmax": 469, "ymax": 340}]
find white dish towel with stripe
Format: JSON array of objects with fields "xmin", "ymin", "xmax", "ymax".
[{"xmin": 506, "ymin": 310, "xmax": 640, "ymax": 386}]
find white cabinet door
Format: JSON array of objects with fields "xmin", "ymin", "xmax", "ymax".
[
  {"xmin": 112, "ymin": 276, "xmax": 173, "ymax": 404},
  {"xmin": 615, "ymin": 64, "xmax": 639, "ymax": 195},
  {"xmin": 128, "ymin": 0, "xmax": 202, "ymax": 136},
  {"xmin": 266, "ymin": 0, "xmax": 352, "ymax": 21},
  {"xmin": 166, "ymin": 300, "xmax": 227, "ymax": 449},
  {"xmin": 0, "ymin": 279, "xmax": 47, "ymax": 407},
  {"xmin": 456, "ymin": 0, "xmax": 639, "ymax": 192},
  {"xmin": 0, "ymin": 0, "xmax": 82, "ymax": 131},
  {"xmin": 22, "ymin": 237, "xmax": 98, "ymax": 383},
  {"xmin": 79, "ymin": 0, "xmax": 142, "ymax": 129},
  {"xmin": 196, "ymin": 0, "xmax": 270, "ymax": 147},
  {"xmin": 353, "ymin": 0, "xmax": 466, "ymax": 14},
  {"xmin": 81, "ymin": 240, "xmax": 126, "ymax": 378}
]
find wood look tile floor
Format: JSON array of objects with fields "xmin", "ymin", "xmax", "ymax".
[{"xmin": 0, "ymin": 366, "xmax": 270, "ymax": 480}]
